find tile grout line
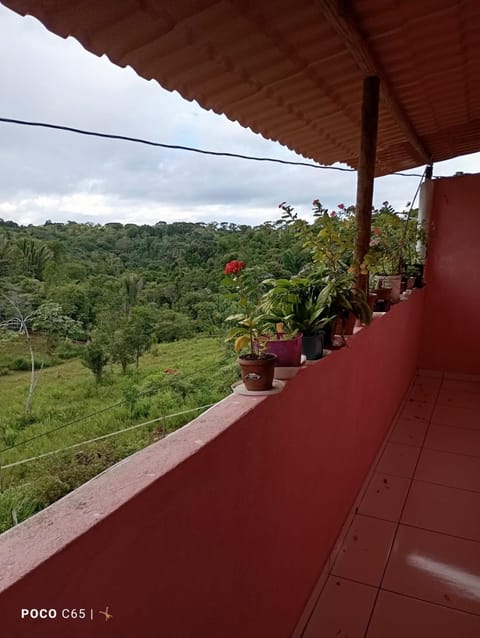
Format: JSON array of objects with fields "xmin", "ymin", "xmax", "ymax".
[
  {"xmin": 361, "ymin": 370, "xmax": 444, "ymax": 638},
  {"xmin": 294, "ymin": 371, "xmax": 425, "ymax": 638},
  {"xmin": 399, "ymin": 521, "xmax": 480, "ymax": 545},
  {"xmin": 409, "ymin": 477, "xmax": 480, "ymax": 497},
  {"xmin": 430, "ymin": 421, "xmax": 480, "ymax": 432},
  {"xmin": 378, "ymin": 587, "xmax": 480, "ymax": 619},
  {"xmin": 329, "ymin": 574, "xmax": 480, "ymax": 618},
  {"xmin": 326, "ymin": 373, "xmax": 425, "ymax": 573},
  {"xmin": 356, "ymin": 512, "xmax": 480, "ymax": 545},
  {"xmin": 420, "ymin": 443, "xmax": 480, "ymax": 461}
]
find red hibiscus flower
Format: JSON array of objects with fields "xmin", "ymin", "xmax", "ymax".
[
  {"xmin": 373, "ymin": 228, "xmax": 380, "ymax": 235},
  {"xmin": 338, "ymin": 203, "xmax": 345, "ymax": 210},
  {"xmin": 312, "ymin": 199, "xmax": 320, "ymax": 206},
  {"xmin": 224, "ymin": 260, "xmax": 246, "ymax": 275}
]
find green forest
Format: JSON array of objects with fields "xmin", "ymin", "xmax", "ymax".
[
  {"xmin": 0, "ymin": 216, "xmax": 307, "ymax": 340},
  {"xmin": 0, "ymin": 214, "xmax": 310, "ymax": 532},
  {"xmin": 0, "ymin": 202, "xmax": 421, "ymax": 532}
]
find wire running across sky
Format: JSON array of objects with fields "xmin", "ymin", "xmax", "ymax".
[{"xmin": 0, "ymin": 116, "xmax": 429, "ymax": 178}]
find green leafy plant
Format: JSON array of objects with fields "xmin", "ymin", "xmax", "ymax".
[
  {"xmin": 81, "ymin": 341, "xmax": 109, "ymax": 383},
  {"xmin": 364, "ymin": 201, "xmax": 423, "ymax": 277},
  {"xmin": 279, "ymin": 201, "xmax": 357, "ymax": 275},
  {"xmin": 223, "ymin": 260, "xmax": 270, "ymax": 357},
  {"xmin": 325, "ymin": 272, "xmax": 372, "ymax": 334},
  {"xmin": 262, "ymin": 271, "xmax": 336, "ymax": 336},
  {"xmin": 263, "ymin": 264, "xmax": 371, "ymax": 342}
]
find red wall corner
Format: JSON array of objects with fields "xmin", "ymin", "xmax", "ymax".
[{"xmin": 419, "ymin": 173, "xmax": 480, "ymax": 374}]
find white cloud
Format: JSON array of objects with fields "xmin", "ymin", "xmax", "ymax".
[{"xmin": 0, "ymin": 4, "xmax": 478, "ymax": 227}]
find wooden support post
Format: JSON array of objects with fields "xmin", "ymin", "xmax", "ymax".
[{"xmin": 355, "ymin": 75, "xmax": 380, "ymax": 293}]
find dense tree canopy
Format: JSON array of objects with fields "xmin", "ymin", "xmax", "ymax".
[{"xmin": 0, "ymin": 218, "xmax": 308, "ymax": 344}]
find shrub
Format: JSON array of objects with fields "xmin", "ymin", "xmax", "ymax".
[
  {"xmin": 55, "ymin": 342, "xmax": 83, "ymax": 360},
  {"xmin": 0, "ymin": 486, "xmax": 39, "ymax": 533},
  {"xmin": 81, "ymin": 341, "xmax": 108, "ymax": 383},
  {"xmin": 122, "ymin": 381, "xmax": 150, "ymax": 419},
  {"xmin": 2, "ymin": 427, "xmax": 16, "ymax": 447},
  {"xmin": 16, "ymin": 413, "xmax": 39, "ymax": 429},
  {"xmin": 8, "ymin": 357, "xmax": 54, "ymax": 371},
  {"xmin": 10, "ymin": 357, "xmax": 30, "ymax": 371},
  {"xmin": 155, "ymin": 310, "xmax": 195, "ymax": 342},
  {"xmin": 32, "ymin": 443, "xmax": 122, "ymax": 492}
]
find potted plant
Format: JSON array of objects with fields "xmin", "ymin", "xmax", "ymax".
[
  {"xmin": 263, "ymin": 322, "xmax": 303, "ymax": 367},
  {"xmin": 223, "ymin": 260, "xmax": 277, "ymax": 391},
  {"xmin": 327, "ymin": 272, "xmax": 372, "ymax": 338},
  {"xmin": 278, "ymin": 200, "xmax": 371, "ymax": 339},
  {"xmin": 262, "ymin": 272, "xmax": 336, "ymax": 360},
  {"xmin": 365, "ymin": 201, "xmax": 422, "ymax": 303},
  {"xmin": 279, "ymin": 200, "xmax": 356, "ymax": 279}
]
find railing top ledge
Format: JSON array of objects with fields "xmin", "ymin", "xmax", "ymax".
[{"xmin": 0, "ymin": 393, "xmax": 264, "ymax": 592}]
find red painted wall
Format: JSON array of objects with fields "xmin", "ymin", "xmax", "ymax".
[
  {"xmin": 419, "ymin": 173, "xmax": 480, "ymax": 373},
  {"xmin": 0, "ymin": 294, "xmax": 424, "ymax": 638}
]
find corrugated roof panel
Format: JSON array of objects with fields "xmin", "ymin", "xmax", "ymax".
[{"xmin": 3, "ymin": 0, "xmax": 480, "ymax": 175}]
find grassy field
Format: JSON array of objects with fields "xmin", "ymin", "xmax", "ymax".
[{"xmin": 0, "ymin": 335, "xmax": 239, "ymax": 533}]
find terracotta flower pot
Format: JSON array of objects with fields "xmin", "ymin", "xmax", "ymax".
[
  {"xmin": 372, "ymin": 287, "xmax": 392, "ymax": 301},
  {"xmin": 334, "ymin": 312, "xmax": 356, "ymax": 336},
  {"xmin": 367, "ymin": 293, "xmax": 378, "ymax": 311},
  {"xmin": 237, "ymin": 353, "xmax": 277, "ymax": 391},
  {"xmin": 370, "ymin": 287, "xmax": 392, "ymax": 312},
  {"xmin": 374, "ymin": 274, "xmax": 401, "ymax": 303},
  {"xmin": 406, "ymin": 277, "xmax": 415, "ymax": 290}
]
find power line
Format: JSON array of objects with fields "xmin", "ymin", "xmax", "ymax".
[
  {"xmin": 398, "ymin": 167, "xmax": 426, "ymax": 253},
  {"xmin": 0, "ymin": 355, "xmax": 227, "ymax": 454},
  {"xmin": 0, "ymin": 403, "xmax": 215, "ymax": 470},
  {"xmin": 0, "ymin": 399, "xmax": 124, "ymax": 455},
  {"xmin": 0, "ymin": 116, "xmax": 427, "ymax": 178},
  {"xmin": 408, "ymin": 168, "xmax": 426, "ymax": 212}
]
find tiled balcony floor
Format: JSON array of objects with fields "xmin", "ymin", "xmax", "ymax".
[{"xmin": 301, "ymin": 372, "xmax": 480, "ymax": 638}]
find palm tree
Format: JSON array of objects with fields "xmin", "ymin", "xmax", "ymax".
[{"xmin": 122, "ymin": 273, "xmax": 144, "ymax": 318}]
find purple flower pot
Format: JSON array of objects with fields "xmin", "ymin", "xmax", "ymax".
[{"xmin": 265, "ymin": 334, "xmax": 302, "ymax": 367}]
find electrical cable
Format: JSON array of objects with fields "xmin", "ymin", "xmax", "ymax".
[
  {"xmin": 0, "ymin": 352, "xmax": 228, "ymax": 454},
  {"xmin": 0, "ymin": 403, "xmax": 215, "ymax": 470},
  {"xmin": 398, "ymin": 167, "xmax": 426, "ymax": 263},
  {"xmin": 0, "ymin": 116, "xmax": 428, "ymax": 178}
]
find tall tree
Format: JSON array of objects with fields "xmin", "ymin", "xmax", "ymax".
[
  {"xmin": 0, "ymin": 290, "xmax": 37, "ymax": 414},
  {"xmin": 18, "ymin": 238, "xmax": 53, "ymax": 280},
  {"xmin": 122, "ymin": 273, "xmax": 144, "ymax": 318}
]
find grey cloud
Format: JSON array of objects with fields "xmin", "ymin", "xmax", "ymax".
[{"xmin": 0, "ymin": 5, "xmax": 477, "ymax": 228}]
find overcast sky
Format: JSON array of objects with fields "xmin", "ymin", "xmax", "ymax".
[{"xmin": 1, "ymin": 4, "xmax": 479, "ymax": 227}]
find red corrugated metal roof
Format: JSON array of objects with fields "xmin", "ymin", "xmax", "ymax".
[{"xmin": 3, "ymin": 0, "xmax": 480, "ymax": 175}]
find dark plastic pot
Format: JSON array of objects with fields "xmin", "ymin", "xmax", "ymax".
[
  {"xmin": 301, "ymin": 333, "xmax": 324, "ymax": 360},
  {"xmin": 413, "ymin": 263, "xmax": 424, "ymax": 288},
  {"xmin": 265, "ymin": 334, "xmax": 302, "ymax": 367}
]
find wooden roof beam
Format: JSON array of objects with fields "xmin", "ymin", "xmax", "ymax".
[{"xmin": 316, "ymin": 0, "xmax": 432, "ymax": 166}]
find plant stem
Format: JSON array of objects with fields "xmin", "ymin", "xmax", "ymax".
[{"xmin": 23, "ymin": 319, "xmax": 36, "ymax": 415}]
